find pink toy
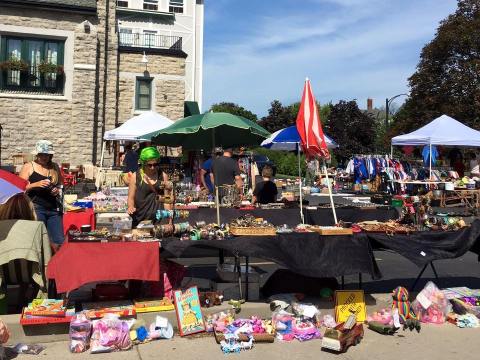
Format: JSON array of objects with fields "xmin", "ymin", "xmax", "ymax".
[{"xmin": 367, "ymin": 308, "xmax": 394, "ymax": 326}]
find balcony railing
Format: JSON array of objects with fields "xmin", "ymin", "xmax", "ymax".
[{"xmin": 119, "ymin": 33, "xmax": 182, "ymax": 51}]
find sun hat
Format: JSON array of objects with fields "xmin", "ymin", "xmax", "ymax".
[{"xmin": 31, "ymin": 140, "xmax": 55, "ymax": 155}]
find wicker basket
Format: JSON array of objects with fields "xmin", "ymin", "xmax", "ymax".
[
  {"xmin": 310, "ymin": 227, "xmax": 353, "ymax": 236},
  {"xmin": 214, "ymin": 331, "xmax": 275, "ymax": 343},
  {"xmin": 229, "ymin": 226, "xmax": 276, "ymax": 236}
]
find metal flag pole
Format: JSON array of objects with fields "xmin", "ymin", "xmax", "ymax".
[
  {"xmin": 323, "ymin": 159, "xmax": 337, "ymax": 224},
  {"xmin": 297, "ymin": 143, "xmax": 304, "ymax": 224},
  {"xmin": 212, "ymin": 128, "xmax": 220, "ymax": 225}
]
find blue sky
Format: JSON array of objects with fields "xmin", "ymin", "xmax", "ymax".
[{"xmin": 202, "ymin": 0, "xmax": 458, "ymax": 117}]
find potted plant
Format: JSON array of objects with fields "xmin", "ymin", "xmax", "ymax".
[
  {"xmin": 0, "ymin": 58, "xmax": 29, "ymax": 72},
  {"xmin": 38, "ymin": 61, "xmax": 64, "ymax": 74}
]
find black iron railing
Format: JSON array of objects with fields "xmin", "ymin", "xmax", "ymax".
[{"xmin": 119, "ymin": 33, "xmax": 182, "ymax": 51}]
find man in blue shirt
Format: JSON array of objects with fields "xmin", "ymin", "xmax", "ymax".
[{"xmin": 200, "ymin": 148, "xmax": 222, "ymax": 193}]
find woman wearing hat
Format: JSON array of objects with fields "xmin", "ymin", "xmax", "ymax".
[
  {"xmin": 19, "ymin": 140, "xmax": 64, "ymax": 250},
  {"xmin": 127, "ymin": 146, "xmax": 173, "ymax": 227}
]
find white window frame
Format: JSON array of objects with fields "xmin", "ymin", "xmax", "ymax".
[
  {"xmin": 169, "ymin": 0, "xmax": 184, "ymax": 13},
  {"xmin": 143, "ymin": 0, "xmax": 158, "ymax": 11}
]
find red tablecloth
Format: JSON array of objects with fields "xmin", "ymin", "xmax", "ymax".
[
  {"xmin": 63, "ymin": 208, "xmax": 95, "ymax": 236},
  {"xmin": 47, "ymin": 242, "xmax": 160, "ymax": 293}
]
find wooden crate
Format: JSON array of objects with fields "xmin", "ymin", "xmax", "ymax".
[
  {"xmin": 229, "ymin": 226, "xmax": 276, "ymax": 236},
  {"xmin": 310, "ymin": 227, "xmax": 353, "ymax": 236}
]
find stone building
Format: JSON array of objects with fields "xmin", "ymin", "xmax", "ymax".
[{"xmin": 0, "ymin": 0, "xmax": 203, "ymax": 167}]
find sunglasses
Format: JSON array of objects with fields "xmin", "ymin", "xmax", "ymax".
[{"xmin": 145, "ymin": 163, "xmax": 160, "ymax": 168}]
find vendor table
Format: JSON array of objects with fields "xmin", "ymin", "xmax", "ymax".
[
  {"xmin": 63, "ymin": 208, "xmax": 95, "ymax": 237},
  {"xmin": 162, "ymin": 233, "xmax": 381, "ymax": 280},
  {"xmin": 185, "ymin": 207, "xmax": 397, "ymax": 227},
  {"xmin": 440, "ymin": 189, "xmax": 480, "ymax": 209},
  {"xmin": 366, "ymin": 219, "xmax": 480, "ymax": 289},
  {"xmin": 47, "ymin": 242, "xmax": 160, "ymax": 294}
]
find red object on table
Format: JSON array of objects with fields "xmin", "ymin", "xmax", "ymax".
[
  {"xmin": 47, "ymin": 242, "xmax": 160, "ymax": 293},
  {"xmin": 63, "ymin": 208, "xmax": 95, "ymax": 237}
]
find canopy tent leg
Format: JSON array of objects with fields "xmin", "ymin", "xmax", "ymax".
[
  {"xmin": 323, "ymin": 160, "xmax": 337, "ymax": 224},
  {"xmin": 100, "ymin": 141, "xmax": 106, "ymax": 168},
  {"xmin": 298, "ymin": 144, "xmax": 305, "ymax": 224},
  {"xmin": 429, "ymin": 142, "xmax": 433, "ymax": 180}
]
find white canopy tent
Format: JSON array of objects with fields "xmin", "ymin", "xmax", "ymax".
[
  {"xmin": 391, "ymin": 114, "xmax": 480, "ymax": 177},
  {"xmin": 100, "ymin": 111, "xmax": 173, "ymax": 166}
]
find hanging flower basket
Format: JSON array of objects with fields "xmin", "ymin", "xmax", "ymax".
[
  {"xmin": 38, "ymin": 62, "xmax": 64, "ymax": 75},
  {"xmin": 0, "ymin": 59, "xmax": 29, "ymax": 72}
]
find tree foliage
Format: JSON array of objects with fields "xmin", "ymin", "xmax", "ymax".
[
  {"xmin": 209, "ymin": 102, "xmax": 258, "ymax": 122},
  {"xmin": 325, "ymin": 100, "xmax": 376, "ymax": 165},
  {"xmin": 259, "ymin": 100, "xmax": 331, "ymax": 133},
  {"xmin": 391, "ymin": 0, "xmax": 480, "ymax": 135},
  {"xmin": 259, "ymin": 100, "xmax": 295, "ymax": 133}
]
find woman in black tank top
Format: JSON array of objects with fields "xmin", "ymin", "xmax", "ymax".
[
  {"xmin": 19, "ymin": 140, "xmax": 64, "ymax": 250},
  {"xmin": 127, "ymin": 147, "xmax": 173, "ymax": 227}
]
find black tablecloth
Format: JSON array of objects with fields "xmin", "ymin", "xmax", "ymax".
[
  {"xmin": 304, "ymin": 207, "xmax": 398, "ymax": 226},
  {"xmin": 162, "ymin": 233, "xmax": 381, "ymax": 279},
  {"xmin": 367, "ymin": 220, "xmax": 480, "ymax": 267},
  {"xmin": 185, "ymin": 207, "xmax": 398, "ymax": 227}
]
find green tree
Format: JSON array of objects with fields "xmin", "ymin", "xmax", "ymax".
[
  {"xmin": 209, "ymin": 102, "xmax": 258, "ymax": 122},
  {"xmin": 391, "ymin": 0, "xmax": 480, "ymax": 135},
  {"xmin": 287, "ymin": 102, "xmax": 332, "ymax": 127},
  {"xmin": 259, "ymin": 100, "xmax": 295, "ymax": 133},
  {"xmin": 325, "ymin": 100, "xmax": 376, "ymax": 165}
]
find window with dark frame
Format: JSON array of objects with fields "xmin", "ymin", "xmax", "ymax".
[
  {"xmin": 135, "ymin": 77, "xmax": 152, "ymax": 110},
  {"xmin": 116, "ymin": 0, "xmax": 129, "ymax": 7},
  {"xmin": 0, "ymin": 36, "xmax": 65, "ymax": 94},
  {"xmin": 169, "ymin": 0, "xmax": 184, "ymax": 13},
  {"xmin": 143, "ymin": 0, "xmax": 158, "ymax": 11}
]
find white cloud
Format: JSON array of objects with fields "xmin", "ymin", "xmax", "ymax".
[{"xmin": 203, "ymin": 0, "xmax": 458, "ymax": 115}]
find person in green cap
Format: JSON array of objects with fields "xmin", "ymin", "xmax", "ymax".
[{"xmin": 127, "ymin": 146, "xmax": 173, "ymax": 227}]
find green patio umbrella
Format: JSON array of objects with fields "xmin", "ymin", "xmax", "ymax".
[
  {"xmin": 143, "ymin": 112, "xmax": 270, "ymax": 225},
  {"xmin": 144, "ymin": 112, "xmax": 270, "ymax": 149}
]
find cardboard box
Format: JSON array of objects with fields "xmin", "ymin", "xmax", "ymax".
[{"xmin": 210, "ymin": 280, "xmax": 260, "ymax": 301}]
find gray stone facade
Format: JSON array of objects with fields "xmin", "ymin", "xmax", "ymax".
[{"xmin": 0, "ymin": 0, "xmax": 187, "ymax": 167}]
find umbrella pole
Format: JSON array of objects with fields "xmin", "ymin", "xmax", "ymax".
[
  {"xmin": 213, "ymin": 129, "xmax": 220, "ymax": 225},
  {"xmin": 298, "ymin": 144, "xmax": 304, "ymax": 224},
  {"xmin": 323, "ymin": 160, "xmax": 337, "ymax": 224}
]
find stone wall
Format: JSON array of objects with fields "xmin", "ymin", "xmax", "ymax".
[
  {"xmin": 0, "ymin": 6, "xmax": 99, "ymax": 166},
  {"xmin": 117, "ymin": 52, "xmax": 186, "ymax": 124}
]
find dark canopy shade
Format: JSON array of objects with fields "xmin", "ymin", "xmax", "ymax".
[
  {"xmin": 184, "ymin": 101, "xmax": 200, "ymax": 117},
  {"xmin": 145, "ymin": 112, "xmax": 271, "ymax": 150}
]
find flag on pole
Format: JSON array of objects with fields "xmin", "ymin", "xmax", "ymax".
[
  {"xmin": 0, "ymin": 169, "xmax": 27, "ymax": 204},
  {"xmin": 295, "ymin": 78, "xmax": 330, "ymax": 159}
]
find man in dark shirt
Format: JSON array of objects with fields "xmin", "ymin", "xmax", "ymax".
[
  {"xmin": 212, "ymin": 148, "xmax": 243, "ymax": 194},
  {"xmin": 123, "ymin": 144, "xmax": 139, "ymax": 173},
  {"xmin": 253, "ymin": 165, "xmax": 278, "ymax": 204}
]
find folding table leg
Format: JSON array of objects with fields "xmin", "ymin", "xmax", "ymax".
[
  {"xmin": 410, "ymin": 263, "xmax": 429, "ymax": 291},
  {"xmin": 359, "ymin": 273, "xmax": 362, "ymax": 289},
  {"xmin": 245, "ymin": 256, "xmax": 249, "ymax": 301},
  {"xmin": 341, "ymin": 276, "xmax": 345, "ymax": 289},
  {"xmin": 430, "ymin": 262, "xmax": 439, "ymax": 279}
]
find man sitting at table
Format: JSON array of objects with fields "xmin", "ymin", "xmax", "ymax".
[{"xmin": 252, "ymin": 166, "xmax": 278, "ymax": 205}]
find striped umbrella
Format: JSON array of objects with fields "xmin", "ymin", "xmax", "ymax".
[{"xmin": 0, "ymin": 169, "xmax": 27, "ymax": 204}]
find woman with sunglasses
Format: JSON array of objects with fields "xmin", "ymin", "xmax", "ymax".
[{"xmin": 127, "ymin": 146, "xmax": 173, "ymax": 227}]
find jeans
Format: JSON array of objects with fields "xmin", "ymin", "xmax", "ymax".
[{"xmin": 34, "ymin": 205, "xmax": 65, "ymax": 245}]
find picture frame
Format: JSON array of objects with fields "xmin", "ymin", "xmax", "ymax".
[{"xmin": 173, "ymin": 286, "xmax": 206, "ymax": 336}]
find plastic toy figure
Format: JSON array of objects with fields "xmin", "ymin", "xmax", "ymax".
[{"xmin": 220, "ymin": 334, "xmax": 241, "ymax": 354}]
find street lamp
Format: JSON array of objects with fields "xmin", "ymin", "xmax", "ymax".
[{"xmin": 385, "ymin": 94, "xmax": 408, "ymax": 128}]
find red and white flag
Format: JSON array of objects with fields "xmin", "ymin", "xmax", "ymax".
[
  {"xmin": 0, "ymin": 169, "xmax": 27, "ymax": 204},
  {"xmin": 296, "ymin": 78, "xmax": 330, "ymax": 159}
]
